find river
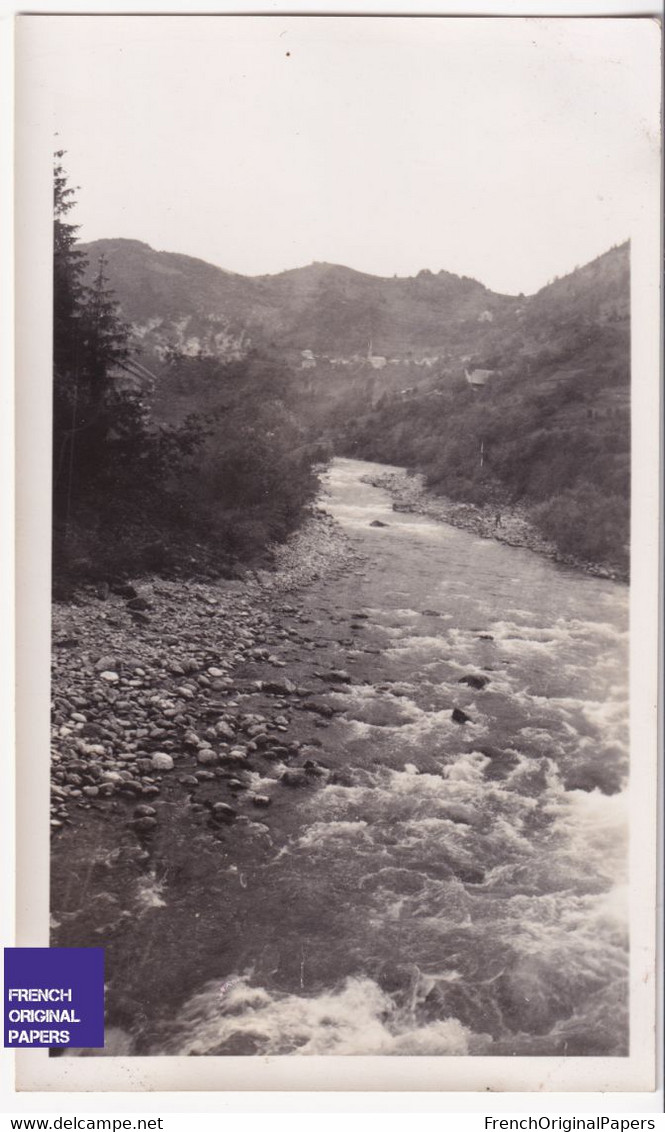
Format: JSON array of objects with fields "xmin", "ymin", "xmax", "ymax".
[{"xmin": 134, "ymin": 457, "xmax": 628, "ymax": 1058}]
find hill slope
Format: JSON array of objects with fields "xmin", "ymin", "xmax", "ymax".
[
  {"xmin": 82, "ymin": 237, "xmax": 630, "ymax": 575},
  {"xmin": 82, "ymin": 238, "xmax": 516, "ymax": 364},
  {"xmin": 341, "ymin": 243, "xmax": 630, "ymax": 575}
]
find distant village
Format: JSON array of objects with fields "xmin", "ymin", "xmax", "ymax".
[
  {"xmin": 299, "ymin": 343, "xmax": 496, "ymax": 400},
  {"xmin": 127, "ymin": 310, "xmax": 499, "ymax": 399},
  {"xmin": 299, "ymin": 346, "xmax": 440, "ymax": 371}
]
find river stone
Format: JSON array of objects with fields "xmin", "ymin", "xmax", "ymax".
[
  {"xmin": 458, "ymin": 674, "xmax": 490, "ymax": 690},
  {"xmin": 258, "ymin": 677, "xmax": 294, "ymax": 697},
  {"xmin": 304, "ymin": 760, "xmax": 327, "ymax": 777},
  {"xmin": 118, "ymin": 779, "xmax": 142, "ymax": 795},
  {"xmin": 80, "ymin": 743, "xmax": 106, "ymax": 757},
  {"xmin": 80, "ymin": 722, "xmax": 105, "ymax": 739},
  {"xmin": 452, "ymin": 708, "xmax": 472, "ymax": 725},
  {"xmin": 281, "ymin": 769, "xmax": 311, "ymax": 789},
  {"xmin": 100, "ymin": 671, "xmax": 119, "ymax": 683},
  {"xmin": 252, "ymin": 733, "xmax": 276, "ymax": 749},
  {"xmin": 211, "ymin": 802, "xmax": 237, "ymax": 822},
  {"xmin": 301, "ymin": 701, "xmax": 334, "ymax": 718},
  {"xmin": 134, "ymin": 803, "xmax": 157, "ymax": 817},
  {"xmin": 196, "ymin": 749, "xmax": 218, "ymax": 765},
  {"xmin": 150, "ymin": 752, "xmax": 174, "ymax": 771},
  {"xmin": 250, "ymin": 794, "xmax": 271, "ymax": 807},
  {"xmin": 127, "ymin": 597, "xmax": 151, "ymax": 611},
  {"xmin": 330, "ymin": 769, "xmax": 355, "ymax": 787},
  {"xmin": 370, "ymin": 519, "xmax": 389, "ymax": 527}
]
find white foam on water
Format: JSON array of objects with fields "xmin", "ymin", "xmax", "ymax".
[
  {"xmin": 490, "ymin": 617, "xmax": 626, "ymax": 646},
  {"xmin": 135, "ymin": 872, "xmax": 167, "ymax": 911},
  {"xmin": 295, "ymin": 819, "xmax": 372, "ymax": 851},
  {"xmin": 511, "ymin": 686, "xmax": 628, "ymax": 759},
  {"xmin": 548, "ymin": 787, "xmax": 629, "ymax": 892},
  {"xmin": 343, "ymin": 703, "xmax": 488, "ymax": 745},
  {"xmin": 246, "ymin": 770, "xmax": 280, "ymax": 792},
  {"xmin": 158, "ymin": 974, "xmax": 477, "ymax": 1056},
  {"xmin": 384, "ymin": 634, "xmax": 452, "ymax": 654},
  {"xmin": 377, "ymin": 607, "xmax": 422, "ymax": 621},
  {"xmin": 154, "ymin": 732, "xmax": 629, "ymax": 1057}
]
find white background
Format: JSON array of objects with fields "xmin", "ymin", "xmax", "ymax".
[{"xmin": 1, "ymin": 0, "xmax": 662, "ymax": 1121}]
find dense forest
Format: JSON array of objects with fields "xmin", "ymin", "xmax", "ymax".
[{"xmin": 52, "ymin": 156, "xmax": 319, "ymax": 589}]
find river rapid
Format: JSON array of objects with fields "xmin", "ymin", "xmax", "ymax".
[
  {"xmin": 145, "ymin": 458, "xmax": 629, "ymax": 1058},
  {"xmin": 53, "ymin": 457, "xmax": 629, "ymax": 1059}
]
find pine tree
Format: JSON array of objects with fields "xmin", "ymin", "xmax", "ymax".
[
  {"xmin": 53, "ymin": 151, "xmax": 87, "ymax": 378},
  {"xmin": 53, "ymin": 156, "xmax": 134, "ymax": 522},
  {"xmin": 53, "ymin": 151, "xmax": 89, "ymax": 509},
  {"xmin": 78, "ymin": 253, "xmax": 131, "ymax": 457}
]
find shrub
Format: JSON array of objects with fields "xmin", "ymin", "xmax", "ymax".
[{"xmin": 531, "ymin": 482, "xmax": 629, "ymax": 570}]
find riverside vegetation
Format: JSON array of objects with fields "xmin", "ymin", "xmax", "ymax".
[{"xmin": 53, "ymin": 156, "xmax": 320, "ymax": 591}]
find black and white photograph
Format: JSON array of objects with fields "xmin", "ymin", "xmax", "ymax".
[{"xmin": 11, "ymin": 12, "xmax": 661, "ymax": 1094}]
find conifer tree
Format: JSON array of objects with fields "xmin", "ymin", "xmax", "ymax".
[
  {"xmin": 53, "ymin": 156, "xmax": 136, "ymax": 522},
  {"xmin": 53, "ymin": 151, "xmax": 88, "ymax": 509}
]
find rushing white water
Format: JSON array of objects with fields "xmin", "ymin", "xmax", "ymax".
[{"xmin": 154, "ymin": 458, "xmax": 629, "ymax": 1057}]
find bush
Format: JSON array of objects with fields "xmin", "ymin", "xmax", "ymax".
[{"xmin": 531, "ymin": 482, "xmax": 629, "ymax": 570}]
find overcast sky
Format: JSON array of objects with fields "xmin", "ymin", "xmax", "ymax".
[{"xmin": 20, "ymin": 14, "xmax": 661, "ymax": 294}]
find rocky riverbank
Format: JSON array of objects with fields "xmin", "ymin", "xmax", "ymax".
[
  {"xmin": 50, "ymin": 507, "xmax": 360, "ymax": 834},
  {"xmin": 361, "ymin": 468, "xmax": 625, "ymax": 582},
  {"xmin": 51, "ymin": 505, "xmax": 378, "ymax": 1046}
]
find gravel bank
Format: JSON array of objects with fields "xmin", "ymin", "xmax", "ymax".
[{"xmin": 50, "ymin": 508, "xmax": 359, "ymax": 832}]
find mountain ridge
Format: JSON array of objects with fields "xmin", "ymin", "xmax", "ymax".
[{"xmin": 83, "ymin": 236, "xmax": 628, "ymax": 371}]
